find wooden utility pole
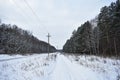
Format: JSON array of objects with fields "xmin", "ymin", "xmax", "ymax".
[{"xmin": 47, "ymin": 33, "xmax": 51, "ymax": 56}]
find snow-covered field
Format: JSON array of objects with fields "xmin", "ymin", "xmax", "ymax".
[
  {"xmin": 67, "ymin": 54, "xmax": 120, "ymax": 80},
  {"xmin": 0, "ymin": 52, "xmax": 120, "ymax": 80},
  {"xmin": 0, "ymin": 53, "xmax": 57, "ymax": 80}
]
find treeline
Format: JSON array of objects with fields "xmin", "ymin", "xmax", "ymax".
[
  {"xmin": 63, "ymin": 0, "xmax": 120, "ymax": 57},
  {"xmin": 0, "ymin": 22, "xmax": 56, "ymax": 54}
]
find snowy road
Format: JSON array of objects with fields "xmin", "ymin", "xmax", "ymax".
[
  {"xmin": 0, "ymin": 53, "xmax": 119, "ymax": 80},
  {"xmin": 48, "ymin": 54, "xmax": 99, "ymax": 80},
  {"xmin": 0, "ymin": 57, "xmax": 26, "ymax": 62}
]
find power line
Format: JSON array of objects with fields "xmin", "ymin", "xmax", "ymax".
[
  {"xmin": 8, "ymin": 0, "xmax": 32, "ymax": 27},
  {"xmin": 9, "ymin": 0, "xmax": 49, "ymax": 34},
  {"xmin": 8, "ymin": 0, "xmax": 52, "ymax": 48},
  {"xmin": 47, "ymin": 33, "xmax": 51, "ymax": 56},
  {"xmin": 23, "ymin": 0, "xmax": 39, "ymax": 21},
  {"xmin": 12, "ymin": 0, "xmax": 32, "ymax": 19},
  {"xmin": 23, "ymin": 0, "xmax": 48, "ymax": 33},
  {"xmin": 23, "ymin": 0, "xmax": 52, "ymax": 53}
]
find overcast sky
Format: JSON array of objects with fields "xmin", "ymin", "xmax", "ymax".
[{"xmin": 0, "ymin": 0, "xmax": 116, "ymax": 49}]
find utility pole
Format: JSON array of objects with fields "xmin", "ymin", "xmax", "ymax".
[{"xmin": 47, "ymin": 33, "xmax": 51, "ymax": 56}]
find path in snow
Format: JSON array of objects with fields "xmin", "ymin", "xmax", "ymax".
[
  {"xmin": 1, "ymin": 53, "xmax": 117, "ymax": 80},
  {"xmin": 48, "ymin": 54, "xmax": 100, "ymax": 80},
  {"xmin": 0, "ymin": 57, "xmax": 26, "ymax": 62}
]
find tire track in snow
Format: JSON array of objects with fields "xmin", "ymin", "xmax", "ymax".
[
  {"xmin": 48, "ymin": 54, "xmax": 76, "ymax": 80},
  {"xmin": 60, "ymin": 55, "xmax": 76, "ymax": 80},
  {"xmin": 0, "ymin": 57, "xmax": 26, "ymax": 62}
]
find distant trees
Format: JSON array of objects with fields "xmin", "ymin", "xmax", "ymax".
[
  {"xmin": 63, "ymin": 21, "xmax": 94, "ymax": 54},
  {"xmin": 0, "ymin": 22, "xmax": 56, "ymax": 54},
  {"xmin": 63, "ymin": 0, "xmax": 120, "ymax": 57}
]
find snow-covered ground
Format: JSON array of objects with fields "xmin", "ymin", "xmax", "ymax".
[
  {"xmin": 66, "ymin": 54, "xmax": 120, "ymax": 80},
  {"xmin": 0, "ymin": 52, "xmax": 120, "ymax": 80},
  {"xmin": 0, "ymin": 53, "xmax": 57, "ymax": 80}
]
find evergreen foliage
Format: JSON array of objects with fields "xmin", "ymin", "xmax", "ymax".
[
  {"xmin": 63, "ymin": 0, "xmax": 120, "ymax": 57},
  {"xmin": 0, "ymin": 23, "xmax": 56, "ymax": 54}
]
